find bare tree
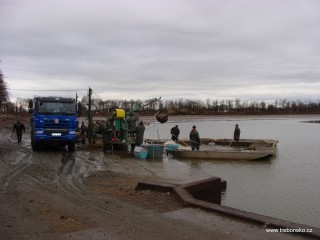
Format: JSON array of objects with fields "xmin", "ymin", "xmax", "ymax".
[
  {"xmin": 0, "ymin": 69, "xmax": 9, "ymax": 112},
  {"xmin": 15, "ymin": 98, "xmax": 29, "ymax": 112}
]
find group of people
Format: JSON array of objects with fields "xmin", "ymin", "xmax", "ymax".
[
  {"xmin": 170, "ymin": 125, "xmax": 201, "ymax": 151},
  {"xmin": 170, "ymin": 123, "xmax": 241, "ymax": 151},
  {"xmin": 79, "ymin": 114, "xmax": 146, "ymax": 151},
  {"xmin": 11, "ymin": 118, "xmax": 241, "ymax": 151}
]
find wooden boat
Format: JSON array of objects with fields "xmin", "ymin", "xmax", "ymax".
[
  {"xmin": 148, "ymin": 139, "xmax": 278, "ymax": 160},
  {"xmin": 210, "ymin": 138, "xmax": 278, "ymax": 148},
  {"xmin": 145, "ymin": 138, "xmax": 278, "ymax": 148},
  {"xmin": 169, "ymin": 148, "xmax": 274, "ymax": 160}
]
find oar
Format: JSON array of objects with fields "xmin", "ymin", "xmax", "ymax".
[
  {"xmin": 171, "ymin": 134, "xmax": 189, "ymax": 147},
  {"xmin": 228, "ymin": 140, "xmax": 233, "ymax": 147}
]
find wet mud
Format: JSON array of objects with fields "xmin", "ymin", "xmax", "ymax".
[{"xmin": 0, "ymin": 124, "xmax": 192, "ymax": 240}]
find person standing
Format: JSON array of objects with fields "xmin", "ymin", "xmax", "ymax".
[
  {"xmin": 189, "ymin": 125, "xmax": 200, "ymax": 151},
  {"xmin": 130, "ymin": 120, "xmax": 146, "ymax": 155},
  {"xmin": 13, "ymin": 119, "xmax": 26, "ymax": 143},
  {"xmin": 127, "ymin": 113, "xmax": 138, "ymax": 138},
  {"xmin": 170, "ymin": 125, "xmax": 180, "ymax": 142},
  {"xmin": 135, "ymin": 120, "xmax": 145, "ymax": 146},
  {"xmin": 80, "ymin": 121, "xmax": 87, "ymax": 144},
  {"xmin": 234, "ymin": 124, "xmax": 241, "ymax": 142}
]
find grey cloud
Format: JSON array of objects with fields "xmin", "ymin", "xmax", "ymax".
[{"xmin": 1, "ymin": 0, "xmax": 320, "ymax": 102}]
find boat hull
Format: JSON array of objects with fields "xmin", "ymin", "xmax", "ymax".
[
  {"xmin": 170, "ymin": 149, "xmax": 272, "ymax": 160},
  {"xmin": 211, "ymin": 139, "xmax": 278, "ymax": 147},
  {"xmin": 146, "ymin": 138, "xmax": 278, "ymax": 148}
]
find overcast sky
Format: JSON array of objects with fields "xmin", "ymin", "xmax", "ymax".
[{"xmin": 1, "ymin": 0, "xmax": 320, "ymax": 102}]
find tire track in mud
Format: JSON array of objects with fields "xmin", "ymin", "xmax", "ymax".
[
  {"xmin": 0, "ymin": 136, "xmax": 36, "ymax": 206},
  {"xmin": 0, "ymin": 132, "xmax": 71, "ymax": 198},
  {"xmin": 1, "ymin": 130, "xmax": 140, "ymax": 224},
  {"xmin": 1, "ymin": 130, "xmax": 112, "ymax": 212},
  {"xmin": 53, "ymin": 150, "xmax": 116, "ymax": 213},
  {"xmin": 53, "ymin": 150, "xmax": 149, "ymax": 231},
  {"xmin": 0, "ymin": 136, "xmax": 61, "ymax": 189},
  {"xmin": 0, "ymin": 154, "xmax": 34, "ymax": 193}
]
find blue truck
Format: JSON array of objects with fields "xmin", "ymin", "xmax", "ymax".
[{"xmin": 28, "ymin": 96, "xmax": 78, "ymax": 151}]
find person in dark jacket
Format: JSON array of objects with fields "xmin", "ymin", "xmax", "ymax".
[
  {"xmin": 135, "ymin": 120, "xmax": 145, "ymax": 146},
  {"xmin": 13, "ymin": 120, "xmax": 26, "ymax": 143},
  {"xmin": 189, "ymin": 125, "xmax": 200, "ymax": 151},
  {"xmin": 234, "ymin": 124, "xmax": 241, "ymax": 142},
  {"xmin": 170, "ymin": 125, "xmax": 180, "ymax": 142},
  {"xmin": 80, "ymin": 121, "xmax": 87, "ymax": 144},
  {"xmin": 127, "ymin": 113, "xmax": 138, "ymax": 138}
]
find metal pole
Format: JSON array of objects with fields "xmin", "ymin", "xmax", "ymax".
[{"xmin": 87, "ymin": 87, "xmax": 93, "ymax": 146}]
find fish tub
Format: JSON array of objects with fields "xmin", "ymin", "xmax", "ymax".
[
  {"xmin": 167, "ymin": 143, "xmax": 179, "ymax": 151},
  {"xmin": 134, "ymin": 146, "xmax": 148, "ymax": 159},
  {"xmin": 147, "ymin": 144, "xmax": 164, "ymax": 159}
]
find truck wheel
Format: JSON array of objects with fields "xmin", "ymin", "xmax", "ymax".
[
  {"xmin": 68, "ymin": 143, "xmax": 75, "ymax": 152},
  {"xmin": 31, "ymin": 132, "xmax": 40, "ymax": 151}
]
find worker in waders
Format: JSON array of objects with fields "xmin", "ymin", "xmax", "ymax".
[
  {"xmin": 234, "ymin": 124, "xmax": 241, "ymax": 142},
  {"xmin": 130, "ymin": 120, "xmax": 145, "ymax": 154},
  {"xmin": 127, "ymin": 113, "xmax": 138, "ymax": 138},
  {"xmin": 189, "ymin": 125, "xmax": 200, "ymax": 151},
  {"xmin": 12, "ymin": 120, "xmax": 26, "ymax": 143},
  {"xmin": 170, "ymin": 125, "xmax": 180, "ymax": 142}
]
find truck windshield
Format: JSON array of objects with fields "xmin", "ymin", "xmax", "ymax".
[{"xmin": 38, "ymin": 101, "xmax": 76, "ymax": 114}]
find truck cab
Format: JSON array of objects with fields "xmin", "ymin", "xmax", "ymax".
[{"xmin": 29, "ymin": 96, "xmax": 78, "ymax": 151}]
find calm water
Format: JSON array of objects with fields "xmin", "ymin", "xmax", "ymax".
[{"xmin": 144, "ymin": 115, "xmax": 320, "ymax": 228}]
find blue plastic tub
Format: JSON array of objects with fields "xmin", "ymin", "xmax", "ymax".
[
  {"xmin": 167, "ymin": 143, "xmax": 179, "ymax": 151},
  {"xmin": 134, "ymin": 151, "xmax": 148, "ymax": 159},
  {"xmin": 134, "ymin": 146, "xmax": 148, "ymax": 159},
  {"xmin": 147, "ymin": 144, "xmax": 164, "ymax": 159}
]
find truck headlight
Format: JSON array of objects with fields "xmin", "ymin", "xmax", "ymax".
[
  {"xmin": 35, "ymin": 130, "xmax": 44, "ymax": 134},
  {"xmin": 69, "ymin": 130, "xmax": 76, "ymax": 135}
]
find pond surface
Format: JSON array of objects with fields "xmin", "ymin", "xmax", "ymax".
[{"xmin": 144, "ymin": 115, "xmax": 320, "ymax": 228}]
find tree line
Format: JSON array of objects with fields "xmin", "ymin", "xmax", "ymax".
[
  {"xmin": 1, "ymin": 72, "xmax": 320, "ymax": 115},
  {"xmin": 4, "ymin": 95, "xmax": 320, "ymax": 116},
  {"xmin": 80, "ymin": 97, "xmax": 320, "ymax": 115}
]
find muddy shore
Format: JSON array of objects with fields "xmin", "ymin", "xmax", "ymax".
[{"xmin": 0, "ymin": 114, "xmax": 316, "ymax": 239}]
